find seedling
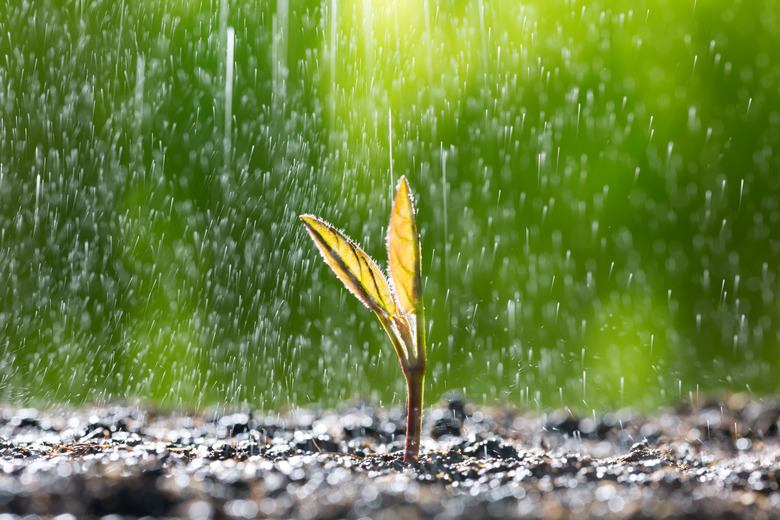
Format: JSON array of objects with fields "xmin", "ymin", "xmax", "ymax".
[{"xmin": 300, "ymin": 176, "xmax": 426, "ymax": 463}]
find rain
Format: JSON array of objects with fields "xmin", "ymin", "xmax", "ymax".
[{"xmin": 1, "ymin": 0, "xmax": 779, "ymax": 418}]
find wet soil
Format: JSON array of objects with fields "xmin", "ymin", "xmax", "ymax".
[{"xmin": 1, "ymin": 396, "xmax": 779, "ymax": 519}]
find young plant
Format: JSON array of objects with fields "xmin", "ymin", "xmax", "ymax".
[{"xmin": 299, "ymin": 176, "xmax": 426, "ymax": 463}]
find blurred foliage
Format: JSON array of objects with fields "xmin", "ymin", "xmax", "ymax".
[{"xmin": 0, "ymin": 0, "xmax": 778, "ymax": 411}]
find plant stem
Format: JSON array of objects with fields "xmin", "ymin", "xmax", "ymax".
[{"xmin": 403, "ymin": 368, "xmax": 425, "ymax": 463}]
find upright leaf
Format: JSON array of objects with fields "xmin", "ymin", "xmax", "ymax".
[
  {"xmin": 300, "ymin": 215, "xmax": 396, "ymax": 318},
  {"xmin": 387, "ymin": 176, "xmax": 423, "ymax": 316}
]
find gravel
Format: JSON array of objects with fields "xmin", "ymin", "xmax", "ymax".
[{"xmin": 0, "ymin": 395, "xmax": 779, "ymax": 519}]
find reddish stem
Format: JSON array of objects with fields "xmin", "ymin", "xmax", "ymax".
[{"xmin": 403, "ymin": 368, "xmax": 425, "ymax": 463}]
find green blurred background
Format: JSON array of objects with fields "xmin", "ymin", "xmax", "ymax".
[{"xmin": 0, "ymin": 0, "xmax": 778, "ymax": 411}]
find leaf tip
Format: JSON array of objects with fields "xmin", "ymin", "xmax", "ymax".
[
  {"xmin": 299, "ymin": 214, "xmax": 319, "ymax": 232},
  {"xmin": 396, "ymin": 175, "xmax": 410, "ymax": 194}
]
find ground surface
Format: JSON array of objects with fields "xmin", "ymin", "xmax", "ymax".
[{"xmin": 0, "ymin": 396, "xmax": 779, "ymax": 519}]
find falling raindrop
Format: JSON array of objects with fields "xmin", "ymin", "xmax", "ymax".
[
  {"xmin": 224, "ymin": 27, "xmax": 234, "ymax": 168},
  {"xmin": 0, "ymin": 0, "xmax": 777, "ymax": 414}
]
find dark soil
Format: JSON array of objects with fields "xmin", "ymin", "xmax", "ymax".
[{"xmin": 1, "ymin": 395, "xmax": 779, "ymax": 519}]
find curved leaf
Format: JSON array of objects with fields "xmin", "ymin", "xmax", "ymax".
[
  {"xmin": 300, "ymin": 214, "xmax": 396, "ymax": 318},
  {"xmin": 387, "ymin": 176, "xmax": 422, "ymax": 316}
]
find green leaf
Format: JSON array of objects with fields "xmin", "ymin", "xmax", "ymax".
[
  {"xmin": 300, "ymin": 214, "xmax": 396, "ymax": 319},
  {"xmin": 388, "ymin": 176, "xmax": 423, "ymax": 316}
]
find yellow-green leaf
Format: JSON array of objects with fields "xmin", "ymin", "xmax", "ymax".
[
  {"xmin": 300, "ymin": 214, "xmax": 396, "ymax": 318},
  {"xmin": 387, "ymin": 176, "xmax": 422, "ymax": 316}
]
